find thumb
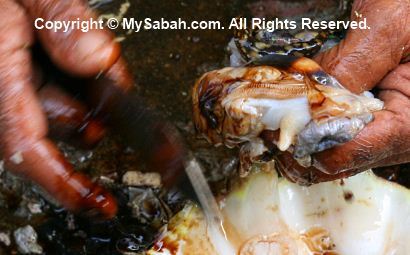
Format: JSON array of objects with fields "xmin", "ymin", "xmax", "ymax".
[
  {"xmin": 22, "ymin": 0, "xmax": 120, "ymax": 77},
  {"xmin": 314, "ymin": 0, "xmax": 410, "ymax": 93}
]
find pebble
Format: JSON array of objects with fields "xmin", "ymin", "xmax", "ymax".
[
  {"xmin": 122, "ymin": 171, "xmax": 162, "ymax": 188},
  {"xmin": 13, "ymin": 225, "xmax": 43, "ymax": 254},
  {"xmin": 0, "ymin": 160, "xmax": 4, "ymax": 176},
  {"xmin": 27, "ymin": 202, "xmax": 43, "ymax": 214},
  {"xmin": 0, "ymin": 232, "xmax": 11, "ymax": 246}
]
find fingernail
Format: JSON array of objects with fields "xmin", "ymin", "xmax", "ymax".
[{"xmin": 76, "ymin": 31, "xmax": 120, "ymax": 74}]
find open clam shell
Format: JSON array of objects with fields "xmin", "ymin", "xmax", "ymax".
[{"xmin": 148, "ymin": 165, "xmax": 410, "ymax": 255}]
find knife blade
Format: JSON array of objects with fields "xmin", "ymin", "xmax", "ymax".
[{"xmin": 91, "ymin": 77, "xmax": 235, "ymax": 254}]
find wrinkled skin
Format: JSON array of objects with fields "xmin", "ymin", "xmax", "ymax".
[
  {"xmin": 274, "ymin": 0, "xmax": 410, "ymax": 184},
  {"xmin": 1, "ymin": 0, "xmax": 409, "ymax": 220},
  {"xmin": 192, "ymin": 60, "xmax": 384, "ymax": 179},
  {"xmin": 0, "ymin": 0, "xmax": 134, "ymax": 219}
]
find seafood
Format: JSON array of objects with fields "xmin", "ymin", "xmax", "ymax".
[
  {"xmin": 148, "ymin": 166, "xmax": 410, "ymax": 255},
  {"xmin": 192, "ymin": 56, "xmax": 384, "ymax": 174},
  {"xmin": 233, "ymin": 25, "xmax": 330, "ymax": 61},
  {"xmin": 231, "ymin": 0, "xmax": 353, "ymax": 65}
]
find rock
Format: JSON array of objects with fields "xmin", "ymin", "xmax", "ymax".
[
  {"xmin": 0, "ymin": 160, "xmax": 4, "ymax": 176},
  {"xmin": 27, "ymin": 201, "xmax": 43, "ymax": 214},
  {"xmin": 0, "ymin": 232, "xmax": 11, "ymax": 246},
  {"xmin": 127, "ymin": 187, "xmax": 170, "ymax": 227},
  {"xmin": 122, "ymin": 171, "xmax": 161, "ymax": 188},
  {"xmin": 15, "ymin": 194, "xmax": 45, "ymax": 218},
  {"xmin": 13, "ymin": 225, "xmax": 43, "ymax": 254}
]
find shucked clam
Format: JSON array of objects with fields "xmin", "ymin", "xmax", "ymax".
[
  {"xmin": 192, "ymin": 55, "xmax": 384, "ymax": 174},
  {"xmin": 147, "ymin": 165, "xmax": 410, "ymax": 255}
]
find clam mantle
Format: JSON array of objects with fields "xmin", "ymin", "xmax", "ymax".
[
  {"xmin": 148, "ymin": 167, "xmax": 410, "ymax": 255},
  {"xmin": 192, "ymin": 58, "xmax": 384, "ymax": 174}
]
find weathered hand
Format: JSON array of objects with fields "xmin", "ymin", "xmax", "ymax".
[
  {"xmin": 277, "ymin": 0, "xmax": 410, "ymax": 184},
  {"xmin": 0, "ymin": 0, "xmax": 130, "ymax": 218}
]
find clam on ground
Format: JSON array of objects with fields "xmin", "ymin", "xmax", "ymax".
[{"xmin": 148, "ymin": 164, "xmax": 410, "ymax": 255}]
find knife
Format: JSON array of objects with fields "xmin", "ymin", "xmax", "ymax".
[
  {"xmin": 36, "ymin": 43, "xmax": 231, "ymax": 253},
  {"xmin": 91, "ymin": 76, "xmax": 234, "ymax": 254}
]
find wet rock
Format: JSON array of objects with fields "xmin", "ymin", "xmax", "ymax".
[
  {"xmin": 14, "ymin": 192, "xmax": 46, "ymax": 218},
  {"xmin": 115, "ymin": 237, "xmax": 145, "ymax": 255},
  {"xmin": 0, "ymin": 232, "xmax": 11, "ymax": 246},
  {"xmin": 57, "ymin": 142, "xmax": 93, "ymax": 168},
  {"xmin": 0, "ymin": 160, "xmax": 4, "ymax": 176},
  {"xmin": 65, "ymin": 214, "xmax": 76, "ymax": 231},
  {"xmin": 96, "ymin": 175, "xmax": 117, "ymax": 187},
  {"xmin": 122, "ymin": 171, "xmax": 161, "ymax": 188},
  {"xmin": 0, "ymin": 171, "xmax": 29, "ymax": 212},
  {"xmin": 127, "ymin": 187, "xmax": 171, "ymax": 227},
  {"xmin": 31, "ymin": 185, "xmax": 61, "ymax": 208},
  {"xmin": 27, "ymin": 201, "xmax": 43, "ymax": 215},
  {"xmin": 13, "ymin": 225, "xmax": 43, "ymax": 254}
]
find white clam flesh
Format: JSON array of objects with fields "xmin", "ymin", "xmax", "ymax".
[
  {"xmin": 148, "ymin": 165, "xmax": 410, "ymax": 255},
  {"xmin": 192, "ymin": 57, "xmax": 384, "ymax": 172}
]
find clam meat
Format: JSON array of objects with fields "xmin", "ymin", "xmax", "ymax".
[
  {"xmin": 192, "ymin": 56, "xmax": 384, "ymax": 173},
  {"xmin": 148, "ymin": 166, "xmax": 410, "ymax": 255}
]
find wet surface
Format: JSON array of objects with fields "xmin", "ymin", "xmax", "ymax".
[
  {"xmin": 1, "ymin": 0, "xmax": 245, "ymax": 254},
  {"xmin": 0, "ymin": 0, "xmax": 409, "ymax": 254}
]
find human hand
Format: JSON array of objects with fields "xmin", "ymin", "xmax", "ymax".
[
  {"xmin": 276, "ymin": 0, "xmax": 410, "ymax": 184},
  {"xmin": 0, "ymin": 0, "xmax": 130, "ymax": 218}
]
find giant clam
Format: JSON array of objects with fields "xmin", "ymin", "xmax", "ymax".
[
  {"xmin": 230, "ymin": 0, "xmax": 353, "ymax": 66},
  {"xmin": 192, "ymin": 55, "xmax": 384, "ymax": 174},
  {"xmin": 148, "ymin": 165, "xmax": 410, "ymax": 255}
]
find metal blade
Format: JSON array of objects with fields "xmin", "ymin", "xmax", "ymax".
[
  {"xmin": 92, "ymin": 77, "xmax": 233, "ymax": 254},
  {"xmin": 184, "ymin": 156, "xmax": 235, "ymax": 255}
]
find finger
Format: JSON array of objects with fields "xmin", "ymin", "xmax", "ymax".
[
  {"xmin": 0, "ymin": 0, "xmax": 41, "ymax": 153},
  {"xmin": 313, "ymin": 112, "xmax": 401, "ymax": 174},
  {"xmin": 279, "ymin": 149, "xmax": 409, "ymax": 185},
  {"xmin": 21, "ymin": 0, "xmax": 120, "ymax": 76},
  {"xmin": 5, "ymin": 140, "xmax": 118, "ymax": 219},
  {"xmin": 274, "ymin": 63, "xmax": 410, "ymax": 181},
  {"xmin": 0, "ymin": 1, "xmax": 117, "ymax": 218},
  {"xmin": 314, "ymin": 0, "xmax": 410, "ymax": 93},
  {"xmin": 368, "ymin": 151, "xmax": 410, "ymax": 170},
  {"xmin": 358, "ymin": 62, "xmax": 410, "ymax": 169},
  {"xmin": 275, "ymin": 151, "xmax": 356, "ymax": 185},
  {"xmin": 87, "ymin": 58, "xmax": 134, "ymax": 115},
  {"xmin": 312, "ymin": 89, "xmax": 410, "ymax": 175},
  {"xmin": 259, "ymin": 131, "xmax": 356, "ymax": 184},
  {"xmin": 104, "ymin": 58, "xmax": 134, "ymax": 92},
  {"xmin": 378, "ymin": 62, "xmax": 410, "ymax": 97},
  {"xmin": 38, "ymin": 84, "xmax": 106, "ymax": 147},
  {"xmin": 294, "ymin": 114, "xmax": 373, "ymax": 159}
]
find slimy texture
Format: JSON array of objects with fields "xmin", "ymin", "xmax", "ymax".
[{"xmin": 192, "ymin": 58, "xmax": 384, "ymax": 173}]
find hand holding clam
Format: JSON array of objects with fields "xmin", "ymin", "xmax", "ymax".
[
  {"xmin": 193, "ymin": 0, "xmax": 410, "ymax": 184},
  {"xmin": 287, "ymin": 0, "xmax": 410, "ymax": 183}
]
